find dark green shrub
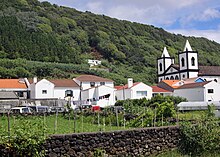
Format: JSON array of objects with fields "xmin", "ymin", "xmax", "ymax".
[
  {"xmin": 0, "ymin": 116, "xmax": 47, "ymax": 157},
  {"xmin": 179, "ymin": 110, "xmax": 220, "ymax": 156}
]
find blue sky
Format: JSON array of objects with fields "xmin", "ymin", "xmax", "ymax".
[{"xmin": 40, "ymin": 0, "xmax": 220, "ymax": 43}]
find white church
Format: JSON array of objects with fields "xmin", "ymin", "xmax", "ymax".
[{"xmin": 157, "ymin": 40, "xmax": 220, "ymax": 82}]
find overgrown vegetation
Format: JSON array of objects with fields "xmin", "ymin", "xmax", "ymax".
[
  {"xmin": 0, "ymin": 0, "xmax": 220, "ymax": 84},
  {"xmin": 179, "ymin": 105, "xmax": 220, "ymax": 156},
  {"xmin": 0, "ymin": 116, "xmax": 46, "ymax": 157},
  {"xmin": 114, "ymin": 95, "xmax": 187, "ymax": 127}
]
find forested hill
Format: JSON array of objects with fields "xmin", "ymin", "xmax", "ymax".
[{"xmin": 0, "ymin": 0, "xmax": 220, "ymax": 85}]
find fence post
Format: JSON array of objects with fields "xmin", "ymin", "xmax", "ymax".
[
  {"xmin": 74, "ymin": 110, "xmax": 76, "ymax": 133},
  {"xmin": 54, "ymin": 110, "xmax": 58, "ymax": 134},
  {"xmin": 7, "ymin": 112, "xmax": 10, "ymax": 143},
  {"xmin": 81, "ymin": 113, "xmax": 84, "ymax": 132},
  {"xmin": 116, "ymin": 107, "xmax": 119, "ymax": 128}
]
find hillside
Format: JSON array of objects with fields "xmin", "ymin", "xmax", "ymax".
[{"xmin": 0, "ymin": 0, "xmax": 220, "ymax": 84}]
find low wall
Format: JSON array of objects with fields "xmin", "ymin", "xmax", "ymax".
[{"xmin": 45, "ymin": 126, "xmax": 179, "ymax": 157}]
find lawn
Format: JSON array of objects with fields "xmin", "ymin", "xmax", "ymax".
[
  {"xmin": 0, "ymin": 113, "xmax": 127, "ymax": 135},
  {"xmin": 156, "ymin": 149, "xmax": 220, "ymax": 157},
  {"xmin": 0, "ymin": 110, "xmax": 212, "ymax": 136}
]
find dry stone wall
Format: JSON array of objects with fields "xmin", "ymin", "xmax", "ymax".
[{"xmin": 45, "ymin": 126, "xmax": 179, "ymax": 157}]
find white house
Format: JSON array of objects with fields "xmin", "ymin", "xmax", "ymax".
[
  {"xmin": 73, "ymin": 75, "xmax": 115, "ymax": 106},
  {"xmin": 173, "ymin": 81, "xmax": 220, "ymax": 102},
  {"xmin": 29, "ymin": 78, "xmax": 55, "ymax": 99},
  {"xmin": 73, "ymin": 75, "xmax": 114, "ymax": 90},
  {"xmin": 49, "ymin": 79, "xmax": 80, "ymax": 101},
  {"xmin": 115, "ymin": 78, "xmax": 152, "ymax": 100},
  {"xmin": 81, "ymin": 85, "xmax": 116, "ymax": 107},
  {"xmin": 28, "ymin": 78, "xmax": 80, "ymax": 100},
  {"xmin": 88, "ymin": 59, "xmax": 101, "ymax": 67}
]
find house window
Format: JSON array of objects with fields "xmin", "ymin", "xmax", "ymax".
[
  {"xmin": 170, "ymin": 76, "xmax": 174, "ymax": 80},
  {"xmin": 208, "ymin": 89, "xmax": 214, "ymax": 93},
  {"xmin": 90, "ymin": 82, "xmax": 95, "ymax": 87},
  {"xmin": 181, "ymin": 58, "xmax": 185, "ymax": 67},
  {"xmin": 175, "ymin": 75, "xmax": 179, "ymax": 80},
  {"xmin": 166, "ymin": 77, "xmax": 169, "ymax": 80},
  {"xmin": 42, "ymin": 90, "xmax": 47, "ymax": 94},
  {"xmin": 65, "ymin": 90, "xmax": 73, "ymax": 97},
  {"xmin": 159, "ymin": 63, "xmax": 162, "ymax": 71},
  {"xmin": 182, "ymin": 74, "xmax": 185, "ymax": 78},
  {"xmin": 16, "ymin": 91, "xmax": 24, "ymax": 97},
  {"xmin": 136, "ymin": 91, "xmax": 147, "ymax": 97},
  {"xmin": 100, "ymin": 82, "xmax": 105, "ymax": 85},
  {"xmin": 191, "ymin": 57, "xmax": 195, "ymax": 66}
]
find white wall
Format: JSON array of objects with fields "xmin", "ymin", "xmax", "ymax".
[
  {"xmin": 80, "ymin": 81, "xmax": 114, "ymax": 90},
  {"xmin": 174, "ymin": 87, "xmax": 204, "ymax": 101},
  {"xmin": 115, "ymin": 83, "xmax": 152, "ymax": 100},
  {"xmin": 179, "ymin": 53, "xmax": 187, "ymax": 70},
  {"xmin": 54, "ymin": 87, "xmax": 80, "ymax": 100},
  {"xmin": 131, "ymin": 82, "xmax": 152, "ymax": 99},
  {"xmin": 33, "ymin": 79, "xmax": 55, "ymax": 99},
  {"xmin": 179, "ymin": 72, "xmax": 188, "ymax": 80},
  {"xmin": 81, "ymin": 85, "xmax": 116, "ymax": 107},
  {"xmin": 204, "ymin": 81, "xmax": 220, "ymax": 101},
  {"xmin": 157, "ymin": 58, "xmax": 173, "ymax": 75},
  {"xmin": 166, "ymin": 67, "xmax": 178, "ymax": 74},
  {"xmin": 188, "ymin": 53, "xmax": 198, "ymax": 70},
  {"xmin": 188, "ymin": 72, "xmax": 199, "ymax": 78}
]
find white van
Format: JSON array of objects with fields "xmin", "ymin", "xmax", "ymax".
[{"xmin": 10, "ymin": 107, "xmax": 32, "ymax": 114}]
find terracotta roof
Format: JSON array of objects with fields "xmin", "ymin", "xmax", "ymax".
[
  {"xmin": 115, "ymin": 82, "xmax": 141, "ymax": 90},
  {"xmin": 75, "ymin": 75, "xmax": 113, "ymax": 82},
  {"xmin": 0, "ymin": 79, "xmax": 27, "ymax": 89},
  {"xmin": 151, "ymin": 86, "xmax": 171, "ymax": 93},
  {"xmin": 199, "ymin": 66, "xmax": 220, "ymax": 76},
  {"xmin": 162, "ymin": 80, "xmax": 180, "ymax": 89},
  {"xmin": 49, "ymin": 79, "xmax": 79, "ymax": 87},
  {"xmin": 177, "ymin": 81, "xmax": 211, "ymax": 89}
]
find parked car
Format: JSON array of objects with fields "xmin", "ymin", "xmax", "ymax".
[
  {"xmin": 49, "ymin": 107, "xmax": 69, "ymax": 113},
  {"xmin": 29, "ymin": 106, "xmax": 49, "ymax": 113},
  {"xmin": 80, "ymin": 104, "xmax": 92, "ymax": 111},
  {"xmin": 92, "ymin": 105, "xmax": 101, "ymax": 112},
  {"xmin": 10, "ymin": 107, "xmax": 33, "ymax": 114}
]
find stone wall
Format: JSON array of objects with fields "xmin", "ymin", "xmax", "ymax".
[{"xmin": 45, "ymin": 126, "xmax": 179, "ymax": 157}]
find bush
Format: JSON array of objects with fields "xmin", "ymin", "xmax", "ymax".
[
  {"xmin": 179, "ymin": 110, "xmax": 220, "ymax": 156},
  {"xmin": 0, "ymin": 116, "xmax": 47, "ymax": 157}
]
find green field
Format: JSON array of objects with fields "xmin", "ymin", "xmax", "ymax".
[
  {"xmin": 156, "ymin": 149, "xmax": 220, "ymax": 157},
  {"xmin": 0, "ymin": 113, "xmax": 128, "ymax": 135},
  {"xmin": 0, "ymin": 110, "xmax": 212, "ymax": 135}
]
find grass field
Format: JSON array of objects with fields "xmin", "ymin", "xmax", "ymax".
[
  {"xmin": 0, "ymin": 110, "xmax": 212, "ymax": 135},
  {"xmin": 0, "ymin": 113, "xmax": 127, "ymax": 135},
  {"xmin": 156, "ymin": 149, "xmax": 220, "ymax": 157}
]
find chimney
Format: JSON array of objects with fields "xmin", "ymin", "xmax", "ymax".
[
  {"xmin": 128, "ymin": 78, "xmax": 133, "ymax": 88},
  {"xmin": 33, "ymin": 77, "xmax": 37, "ymax": 83}
]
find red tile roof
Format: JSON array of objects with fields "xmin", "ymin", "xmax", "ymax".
[
  {"xmin": 177, "ymin": 81, "xmax": 211, "ymax": 89},
  {"xmin": 162, "ymin": 80, "xmax": 180, "ymax": 89},
  {"xmin": 151, "ymin": 86, "xmax": 171, "ymax": 93},
  {"xmin": 199, "ymin": 66, "xmax": 220, "ymax": 76},
  {"xmin": 29, "ymin": 78, "xmax": 79, "ymax": 87},
  {"xmin": 49, "ymin": 79, "xmax": 79, "ymax": 87},
  {"xmin": 115, "ymin": 82, "xmax": 141, "ymax": 90},
  {"xmin": 75, "ymin": 75, "xmax": 113, "ymax": 82},
  {"xmin": 0, "ymin": 79, "xmax": 27, "ymax": 89}
]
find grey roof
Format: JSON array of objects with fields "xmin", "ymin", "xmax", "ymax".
[{"xmin": 0, "ymin": 91, "xmax": 18, "ymax": 99}]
